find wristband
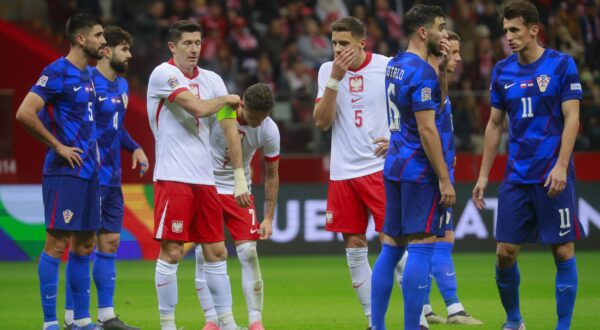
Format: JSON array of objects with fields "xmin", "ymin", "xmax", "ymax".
[
  {"xmin": 233, "ymin": 168, "xmax": 249, "ymax": 197},
  {"xmin": 216, "ymin": 105, "xmax": 236, "ymax": 122},
  {"xmin": 326, "ymin": 77, "xmax": 340, "ymax": 91}
]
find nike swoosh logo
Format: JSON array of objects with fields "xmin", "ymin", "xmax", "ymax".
[
  {"xmin": 352, "ymin": 280, "xmax": 366, "ymax": 288},
  {"xmin": 74, "ymin": 86, "xmax": 82, "ymax": 92},
  {"xmin": 504, "ymin": 83, "xmax": 516, "ymax": 89},
  {"xmin": 446, "ymin": 272, "xmax": 455, "ymax": 276},
  {"xmin": 250, "ymin": 229, "xmax": 260, "ymax": 234},
  {"xmin": 157, "ymin": 282, "xmax": 171, "ymax": 287},
  {"xmin": 45, "ymin": 294, "xmax": 57, "ymax": 299},
  {"xmin": 111, "ymin": 276, "xmax": 116, "ymax": 281},
  {"xmin": 254, "ymin": 286, "xmax": 262, "ymax": 292},
  {"xmin": 418, "ymin": 284, "xmax": 428, "ymax": 289},
  {"xmin": 559, "ymin": 230, "xmax": 571, "ymax": 237},
  {"xmin": 98, "ymin": 96, "xmax": 108, "ymax": 102},
  {"xmin": 558, "ymin": 285, "xmax": 573, "ymax": 292},
  {"xmin": 196, "ymin": 287, "xmax": 204, "ymax": 292},
  {"xmin": 351, "ymin": 97, "xmax": 362, "ymax": 103}
]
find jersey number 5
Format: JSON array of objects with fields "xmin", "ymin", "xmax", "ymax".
[
  {"xmin": 387, "ymin": 83, "xmax": 400, "ymax": 131},
  {"xmin": 354, "ymin": 110, "xmax": 363, "ymax": 127}
]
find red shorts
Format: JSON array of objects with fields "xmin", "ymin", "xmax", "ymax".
[
  {"xmin": 325, "ymin": 171, "xmax": 386, "ymax": 234},
  {"xmin": 220, "ymin": 194, "xmax": 260, "ymax": 241},
  {"xmin": 153, "ymin": 180, "xmax": 224, "ymax": 243}
]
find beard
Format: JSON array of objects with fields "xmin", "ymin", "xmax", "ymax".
[
  {"xmin": 110, "ymin": 59, "xmax": 129, "ymax": 73},
  {"xmin": 427, "ymin": 38, "xmax": 443, "ymax": 57},
  {"xmin": 84, "ymin": 44, "xmax": 104, "ymax": 60}
]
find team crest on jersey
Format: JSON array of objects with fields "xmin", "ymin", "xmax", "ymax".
[
  {"xmin": 536, "ymin": 75, "xmax": 550, "ymax": 93},
  {"xmin": 326, "ymin": 211, "xmax": 333, "ymax": 224},
  {"xmin": 36, "ymin": 75, "xmax": 48, "ymax": 87},
  {"xmin": 172, "ymin": 220, "xmax": 183, "ymax": 233},
  {"xmin": 349, "ymin": 76, "xmax": 364, "ymax": 93},
  {"xmin": 63, "ymin": 209, "xmax": 74, "ymax": 224},
  {"xmin": 121, "ymin": 93, "xmax": 128, "ymax": 108},
  {"xmin": 421, "ymin": 87, "xmax": 432, "ymax": 102},
  {"xmin": 168, "ymin": 76, "xmax": 180, "ymax": 89}
]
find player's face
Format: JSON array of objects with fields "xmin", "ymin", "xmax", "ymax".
[
  {"xmin": 426, "ymin": 16, "xmax": 448, "ymax": 57},
  {"xmin": 503, "ymin": 17, "xmax": 539, "ymax": 53},
  {"xmin": 108, "ymin": 42, "xmax": 132, "ymax": 73},
  {"xmin": 242, "ymin": 107, "xmax": 270, "ymax": 128},
  {"xmin": 331, "ymin": 31, "xmax": 365, "ymax": 66},
  {"xmin": 170, "ymin": 31, "xmax": 202, "ymax": 67},
  {"xmin": 446, "ymin": 40, "xmax": 461, "ymax": 73},
  {"xmin": 82, "ymin": 25, "xmax": 106, "ymax": 60}
]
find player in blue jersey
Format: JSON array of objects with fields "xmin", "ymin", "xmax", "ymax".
[
  {"xmin": 370, "ymin": 5, "xmax": 455, "ymax": 330},
  {"xmin": 472, "ymin": 1, "xmax": 584, "ymax": 330},
  {"xmin": 15, "ymin": 13, "xmax": 105, "ymax": 330},
  {"xmin": 63, "ymin": 26, "xmax": 146, "ymax": 330}
]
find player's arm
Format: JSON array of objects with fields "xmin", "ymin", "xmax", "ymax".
[
  {"xmin": 260, "ymin": 158, "xmax": 279, "ymax": 240},
  {"xmin": 173, "ymin": 90, "xmax": 241, "ymax": 118},
  {"xmin": 313, "ymin": 48, "xmax": 356, "ymax": 131},
  {"xmin": 415, "ymin": 110, "xmax": 455, "ymax": 207},
  {"xmin": 545, "ymin": 99, "xmax": 579, "ymax": 197},
  {"xmin": 472, "ymin": 107, "xmax": 506, "ymax": 209},
  {"xmin": 219, "ymin": 117, "xmax": 251, "ymax": 207},
  {"xmin": 119, "ymin": 128, "xmax": 149, "ymax": 177},
  {"xmin": 15, "ymin": 92, "xmax": 83, "ymax": 168}
]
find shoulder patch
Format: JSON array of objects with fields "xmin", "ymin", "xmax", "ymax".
[
  {"xmin": 421, "ymin": 87, "xmax": 432, "ymax": 102},
  {"xmin": 167, "ymin": 76, "xmax": 180, "ymax": 89},
  {"xmin": 36, "ymin": 75, "xmax": 48, "ymax": 87}
]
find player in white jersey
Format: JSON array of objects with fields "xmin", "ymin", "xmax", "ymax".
[
  {"xmin": 313, "ymin": 16, "xmax": 392, "ymax": 329},
  {"xmin": 195, "ymin": 83, "xmax": 279, "ymax": 330},
  {"xmin": 146, "ymin": 21, "xmax": 250, "ymax": 330}
]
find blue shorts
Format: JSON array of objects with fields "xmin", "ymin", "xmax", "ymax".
[
  {"xmin": 496, "ymin": 181, "xmax": 584, "ymax": 245},
  {"xmin": 100, "ymin": 186, "xmax": 124, "ymax": 233},
  {"xmin": 382, "ymin": 180, "xmax": 447, "ymax": 237},
  {"xmin": 42, "ymin": 175, "xmax": 101, "ymax": 231}
]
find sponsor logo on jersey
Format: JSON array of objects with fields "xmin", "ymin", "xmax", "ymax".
[
  {"xmin": 421, "ymin": 87, "xmax": 431, "ymax": 102},
  {"xmin": 172, "ymin": 220, "xmax": 183, "ymax": 233},
  {"xmin": 519, "ymin": 80, "xmax": 533, "ymax": 88},
  {"xmin": 63, "ymin": 209, "xmax": 74, "ymax": 224},
  {"xmin": 570, "ymin": 83, "xmax": 582, "ymax": 91},
  {"xmin": 36, "ymin": 75, "xmax": 48, "ymax": 87},
  {"xmin": 167, "ymin": 76, "xmax": 180, "ymax": 89},
  {"xmin": 349, "ymin": 76, "xmax": 364, "ymax": 93},
  {"xmin": 325, "ymin": 211, "xmax": 333, "ymax": 224},
  {"xmin": 536, "ymin": 75, "xmax": 550, "ymax": 92}
]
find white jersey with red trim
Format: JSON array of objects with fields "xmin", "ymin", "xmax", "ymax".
[
  {"xmin": 316, "ymin": 52, "xmax": 390, "ymax": 180},
  {"xmin": 147, "ymin": 60, "xmax": 228, "ymax": 184},
  {"xmin": 209, "ymin": 116, "xmax": 280, "ymax": 194}
]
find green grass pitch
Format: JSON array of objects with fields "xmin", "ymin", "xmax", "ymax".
[{"xmin": 1, "ymin": 251, "xmax": 599, "ymax": 329}]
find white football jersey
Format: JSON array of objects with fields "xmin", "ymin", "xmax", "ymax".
[
  {"xmin": 147, "ymin": 59, "xmax": 228, "ymax": 184},
  {"xmin": 316, "ymin": 52, "xmax": 391, "ymax": 180},
  {"xmin": 209, "ymin": 116, "xmax": 280, "ymax": 194}
]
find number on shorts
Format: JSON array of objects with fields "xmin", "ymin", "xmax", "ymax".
[
  {"xmin": 249, "ymin": 208, "xmax": 256, "ymax": 226},
  {"xmin": 558, "ymin": 208, "xmax": 571, "ymax": 229}
]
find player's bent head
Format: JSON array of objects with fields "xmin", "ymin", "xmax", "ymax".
[
  {"xmin": 404, "ymin": 4, "xmax": 445, "ymax": 37},
  {"xmin": 168, "ymin": 20, "xmax": 203, "ymax": 44},
  {"xmin": 102, "ymin": 26, "xmax": 133, "ymax": 73},
  {"xmin": 66, "ymin": 13, "xmax": 102, "ymax": 45},
  {"xmin": 331, "ymin": 16, "xmax": 366, "ymax": 40},
  {"xmin": 243, "ymin": 83, "xmax": 275, "ymax": 127},
  {"xmin": 500, "ymin": 0, "xmax": 541, "ymax": 49}
]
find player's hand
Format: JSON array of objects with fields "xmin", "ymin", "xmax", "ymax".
[
  {"xmin": 235, "ymin": 192, "xmax": 252, "ymax": 208},
  {"xmin": 259, "ymin": 218, "xmax": 273, "ymax": 240},
  {"xmin": 438, "ymin": 178, "xmax": 456, "ymax": 208},
  {"xmin": 132, "ymin": 148, "xmax": 149, "ymax": 177},
  {"xmin": 373, "ymin": 137, "xmax": 389, "ymax": 158},
  {"xmin": 472, "ymin": 177, "xmax": 488, "ymax": 210},
  {"xmin": 233, "ymin": 167, "xmax": 251, "ymax": 207},
  {"xmin": 438, "ymin": 38, "xmax": 451, "ymax": 71},
  {"xmin": 545, "ymin": 165, "xmax": 567, "ymax": 198},
  {"xmin": 331, "ymin": 47, "xmax": 357, "ymax": 80},
  {"xmin": 226, "ymin": 94, "xmax": 241, "ymax": 109},
  {"xmin": 56, "ymin": 144, "xmax": 84, "ymax": 169}
]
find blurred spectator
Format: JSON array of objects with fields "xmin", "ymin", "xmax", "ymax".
[
  {"xmin": 296, "ymin": 18, "xmax": 332, "ymax": 69},
  {"xmin": 261, "ymin": 18, "xmax": 287, "ymax": 81},
  {"xmin": 580, "ymin": 0, "xmax": 600, "ymax": 71},
  {"xmin": 205, "ymin": 44, "xmax": 240, "ymax": 94},
  {"xmin": 315, "ymin": 0, "xmax": 348, "ymax": 23},
  {"xmin": 77, "ymin": 0, "xmax": 131, "ymax": 28},
  {"xmin": 132, "ymin": 0, "xmax": 169, "ymax": 82},
  {"xmin": 228, "ymin": 16, "xmax": 260, "ymax": 72}
]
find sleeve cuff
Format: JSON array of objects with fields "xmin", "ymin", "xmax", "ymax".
[
  {"xmin": 264, "ymin": 155, "xmax": 280, "ymax": 163},
  {"xmin": 168, "ymin": 87, "xmax": 188, "ymax": 102}
]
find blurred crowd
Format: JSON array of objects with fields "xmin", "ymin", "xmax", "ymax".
[{"xmin": 41, "ymin": 0, "xmax": 600, "ymax": 153}]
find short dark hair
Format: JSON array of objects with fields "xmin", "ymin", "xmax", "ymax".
[
  {"xmin": 168, "ymin": 20, "xmax": 203, "ymax": 43},
  {"xmin": 500, "ymin": 0, "xmax": 540, "ymax": 26},
  {"xmin": 243, "ymin": 83, "xmax": 274, "ymax": 113},
  {"xmin": 65, "ymin": 13, "xmax": 101, "ymax": 45},
  {"xmin": 447, "ymin": 31, "xmax": 461, "ymax": 42},
  {"xmin": 404, "ymin": 4, "xmax": 445, "ymax": 36},
  {"xmin": 331, "ymin": 16, "xmax": 366, "ymax": 39},
  {"xmin": 103, "ymin": 26, "xmax": 133, "ymax": 47}
]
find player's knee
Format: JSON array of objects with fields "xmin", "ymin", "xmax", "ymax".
[
  {"xmin": 45, "ymin": 241, "xmax": 68, "ymax": 258},
  {"xmin": 236, "ymin": 242, "xmax": 258, "ymax": 264},
  {"xmin": 160, "ymin": 242, "xmax": 184, "ymax": 263},
  {"xmin": 496, "ymin": 246, "xmax": 518, "ymax": 268},
  {"xmin": 343, "ymin": 234, "xmax": 367, "ymax": 248},
  {"xmin": 202, "ymin": 243, "xmax": 228, "ymax": 262},
  {"xmin": 552, "ymin": 243, "xmax": 574, "ymax": 262}
]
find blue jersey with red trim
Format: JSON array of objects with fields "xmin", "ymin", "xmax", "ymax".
[
  {"xmin": 490, "ymin": 49, "xmax": 582, "ymax": 183},
  {"xmin": 31, "ymin": 57, "xmax": 99, "ymax": 179},
  {"xmin": 384, "ymin": 52, "xmax": 444, "ymax": 183},
  {"xmin": 92, "ymin": 68, "xmax": 139, "ymax": 187}
]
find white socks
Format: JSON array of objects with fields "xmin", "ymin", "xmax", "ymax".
[
  {"xmin": 195, "ymin": 245, "xmax": 219, "ymax": 324},
  {"xmin": 98, "ymin": 307, "xmax": 115, "ymax": 322},
  {"xmin": 156, "ymin": 259, "xmax": 178, "ymax": 330},
  {"xmin": 346, "ymin": 247, "xmax": 372, "ymax": 326},
  {"xmin": 237, "ymin": 242, "xmax": 263, "ymax": 324},
  {"xmin": 205, "ymin": 260, "xmax": 237, "ymax": 330},
  {"xmin": 447, "ymin": 302, "xmax": 465, "ymax": 315}
]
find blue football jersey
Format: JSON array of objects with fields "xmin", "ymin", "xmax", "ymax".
[
  {"xmin": 384, "ymin": 52, "xmax": 444, "ymax": 183},
  {"xmin": 92, "ymin": 68, "xmax": 139, "ymax": 187},
  {"xmin": 440, "ymin": 96, "xmax": 455, "ymax": 183},
  {"xmin": 31, "ymin": 57, "xmax": 99, "ymax": 179},
  {"xmin": 490, "ymin": 49, "xmax": 582, "ymax": 183}
]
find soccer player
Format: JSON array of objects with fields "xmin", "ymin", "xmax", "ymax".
[
  {"xmin": 472, "ymin": 1, "xmax": 584, "ymax": 329},
  {"xmin": 370, "ymin": 4, "xmax": 455, "ymax": 330},
  {"xmin": 15, "ymin": 13, "xmax": 105, "ymax": 330},
  {"xmin": 313, "ymin": 16, "xmax": 391, "ymax": 329},
  {"xmin": 195, "ymin": 83, "xmax": 279, "ymax": 330},
  {"xmin": 147, "ymin": 21, "xmax": 250, "ymax": 330},
  {"xmin": 63, "ymin": 26, "xmax": 146, "ymax": 330}
]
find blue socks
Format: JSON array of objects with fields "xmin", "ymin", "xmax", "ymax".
[
  {"xmin": 496, "ymin": 262, "xmax": 522, "ymax": 323},
  {"xmin": 371, "ymin": 244, "xmax": 405, "ymax": 330},
  {"xmin": 67, "ymin": 252, "xmax": 92, "ymax": 321},
  {"xmin": 432, "ymin": 242, "xmax": 459, "ymax": 307},
  {"xmin": 555, "ymin": 257, "xmax": 577, "ymax": 330},
  {"xmin": 93, "ymin": 251, "xmax": 117, "ymax": 308},
  {"xmin": 39, "ymin": 252, "xmax": 61, "ymax": 322},
  {"xmin": 403, "ymin": 243, "xmax": 434, "ymax": 329}
]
